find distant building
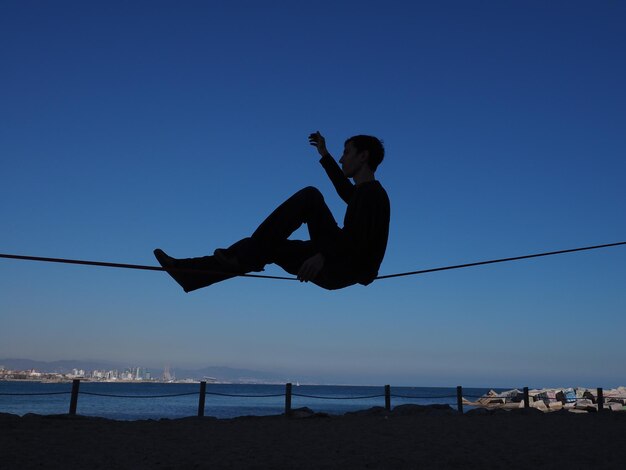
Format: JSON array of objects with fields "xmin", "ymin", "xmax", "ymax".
[
  {"xmin": 163, "ymin": 364, "xmax": 172, "ymax": 381},
  {"xmin": 135, "ymin": 367, "xmax": 146, "ymax": 380},
  {"xmin": 105, "ymin": 370, "xmax": 119, "ymax": 380}
]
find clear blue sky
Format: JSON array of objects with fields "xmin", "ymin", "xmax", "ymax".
[{"xmin": 1, "ymin": 0, "xmax": 625, "ymax": 387}]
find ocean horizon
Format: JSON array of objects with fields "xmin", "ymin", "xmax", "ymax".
[{"xmin": 0, "ymin": 382, "xmax": 501, "ymax": 420}]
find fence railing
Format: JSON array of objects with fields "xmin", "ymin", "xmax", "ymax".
[{"xmin": 1, "ymin": 380, "xmax": 623, "ymax": 418}]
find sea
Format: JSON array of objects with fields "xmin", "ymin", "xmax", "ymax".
[{"xmin": 0, "ymin": 382, "xmax": 499, "ymax": 420}]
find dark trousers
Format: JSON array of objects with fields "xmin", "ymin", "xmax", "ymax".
[{"xmin": 181, "ymin": 187, "xmax": 357, "ymax": 291}]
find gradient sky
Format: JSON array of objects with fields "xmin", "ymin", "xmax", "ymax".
[{"xmin": 1, "ymin": 0, "xmax": 625, "ymax": 387}]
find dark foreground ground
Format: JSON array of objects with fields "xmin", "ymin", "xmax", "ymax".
[{"xmin": 2, "ymin": 406, "xmax": 626, "ymax": 469}]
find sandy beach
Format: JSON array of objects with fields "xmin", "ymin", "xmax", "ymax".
[{"xmin": 2, "ymin": 406, "xmax": 626, "ymax": 469}]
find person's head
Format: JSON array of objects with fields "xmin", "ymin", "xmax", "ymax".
[{"xmin": 343, "ymin": 135, "xmax": 385, "ymax": 172}]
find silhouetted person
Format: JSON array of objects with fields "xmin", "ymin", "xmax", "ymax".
[{"xmin": 154, "ymin": 132, "xmax": 390, "ymax": 292}]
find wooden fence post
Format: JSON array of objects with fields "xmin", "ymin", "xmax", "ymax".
[
  {"xmin": 597, "ymin": 387, "xmax": 604, "ymax": 413},
  {"xmin": 456, "ymin": 386, "xmax": 463, "ymax": 413},
  {"xmin": 69, "ymin": 379, "xmax": 80, "ymax": 415},
  {"xmin": 384, "ymin": 385, "xmax": 391, "ymax": 411},
  {"xmin": 285, "ymin": 383, "xmax": 292, "ymax": 416},
  {"xmin": 523, "ymin": 387, "xmax": 530, "ymax": 408},
  {"xmin": 198, "ymin": 381, "xmax": 207, "ymax": 417}
]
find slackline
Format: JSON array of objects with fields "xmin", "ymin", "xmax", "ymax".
[{"xmin": 0, "ymin": 241, "xmax": 624, "ymax": 281}]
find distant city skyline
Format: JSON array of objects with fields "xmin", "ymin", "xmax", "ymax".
[
  {"xmin": 1, "ymin": 1, "xmax": 625, "ymax": 388},
  {"xmin": 2, "ymin": 362, "xmax": 159, "ymax": 382},
  {"xmin": 0, "ymin": 358, "xmax": 290, "ymax": 384}
]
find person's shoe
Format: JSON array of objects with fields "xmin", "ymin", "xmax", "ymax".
[
  {"xmin": 154, "ymin": 249, "xmax": 194, "ymax": 292},
  {"xmin": 154, "ymin": 249, "xmax": 237, "ymax": 292},
  {"xmin": 154, "ymin": 248, "xmax": 175, "ymax": 267}
]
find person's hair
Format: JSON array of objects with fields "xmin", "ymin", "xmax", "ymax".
[{"xmin": 345, "ymin": 135, "xmax": 385, "ymax": 171}]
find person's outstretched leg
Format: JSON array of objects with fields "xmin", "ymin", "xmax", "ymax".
[
  {"xmin": 154, "ymin": 249, "xmax": 236, "ymax": 293},
  {"xmin": 216, "ymin": 186, "xmax": 341, "ymax": 272},
  {"xmin": 156, "ymin": 186, "xmax": 342, "ymax": 292}
]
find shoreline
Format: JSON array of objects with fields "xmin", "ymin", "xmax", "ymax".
[{"xmin": 0, "ymin": 378, "xmax": 208, "ymax": 384}]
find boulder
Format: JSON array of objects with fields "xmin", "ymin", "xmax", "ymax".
[
  {"xmin": 497, "ymin": 389, "xmax": 523, "ymax": 402},
  {"xmin": 466, "ymin": 407, "xmax": 509, "ymax": 415},
  {"xmin": 605, "ymin": 402, "xmax": 624, "ymax": 412},
  {"xmin": 604, "ymin": 389, "xmax": 626, "ymax": 405},
  {"xmin": 502, "ymin": 402, "xmax": 523, "ymax": 410},
  {"xmin": 510, "ymin": 407, "xmax": 543, "ymax": 415},
  {"xmin": 287, "ymin": 407, "xmax": 328, "ymax": 419},
  {"xmin": 575, "ymin": 398, "xmax": 594, "ymax": 407},
  {"xmin": 583, "ymin": 391, "xmax": 597, "ymax": 403},
  {"xmin": 344, "ymin": 406, "xmax": 389, "ymax": 417},
  {"xmin": 477, "ymin": 390, "xmax": 501, "ymax": 406},
  {"xmin": 391, "ymin": 404, "xmax": 456, "ymax": 416},
  {"xmin": 607, "ymin": 398, "xmax": 626, "ymax": 406},
  {"xmin": 548, "ymin": 402, "xmax": 563, "ymax": 412},
  {"xmin": 575, "ymin": 400, "xmax": 597, "ymax": 412}
]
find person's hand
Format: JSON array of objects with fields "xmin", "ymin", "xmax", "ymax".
[
  {"xmin": 308, "ymin": 131, "xmax": 329, "ymax": 157},
  {"xmin": 297, "ymin": 253, "xmax": 325, "ymax": 282}
]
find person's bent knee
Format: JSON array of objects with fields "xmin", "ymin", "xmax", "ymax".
[{"xmin": 298, "ymin": 186, "xmax": 323, "ymax": 201}]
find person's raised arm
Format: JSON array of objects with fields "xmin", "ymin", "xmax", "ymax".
[{"xmin": 308, "ymin": 131, "xmax": 354, "ymax": 203}]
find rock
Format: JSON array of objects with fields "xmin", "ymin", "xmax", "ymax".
[
  {"xmin": 177, "ymin": 416, "xmax": 218, "ymax": 422},
  {"xmin": 496, "ymin": 389, "xmax": 524, "ymax": 402},
  {"xmin": 287, "ymin": 407, "xmax": 328, "ymax": 419},
  {"xmin": 605, "ymin": 402, "xmax": 623, "ymax": 412},
  {"xmin": 575, "ymin": 400, "xmax": 597, "ymax": 412},
  {"xmin": 344, "ymin": 406, "xmax": 389, "ymax": 417},
  {"xmin": 502, "ymin": 402, "xmax": 523, "ymax": 410},
  {"xmin": 606, "ymin": 397, "xmax": 626, "ymax": 406},
  {"xmin": 604, "ymin": 388, "xmax": 626, "ymax": 405},
  {"xmin": 465, "ymin": 407, "xmax": 491, "ymax": 415},
  {"xmin": 465, "ymin": 407, "xmax": 508, "ymax": 415},
  {"xmin": 477, "ymin": 390, "xmax": 500, "ymax": 406},
  {"xmin": 480, "ymin": 398, "xmax": 505, "ymax": 406},
  {"xmin": 583, "ymin": 391, "xmax": 597, "ymax": 403},
  {"xmin": 548, "ymin": 402, "xmax": 563, "ymax": 412},
  {"xmin": 510, "ymin": 407, "xmax": 543, "ymax": 415},
  {"xmin": 391, "ymin": 404, "xmax": 456, "ymax": 416},
  {"xmin": 575, "ymin": 398, "xmax": 594, "ymax": 407}
]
